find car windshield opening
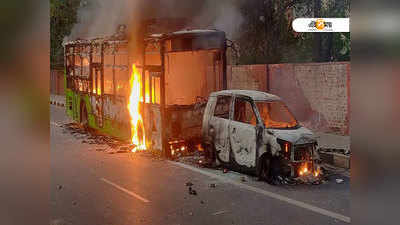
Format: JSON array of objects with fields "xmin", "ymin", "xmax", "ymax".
[{"xmin": 255, "ymin": 101, "xmax": 298, "ymax": 128}]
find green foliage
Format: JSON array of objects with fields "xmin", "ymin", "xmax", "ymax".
[
  {"xmin": 333, "ymin": 32, "xmax": 351, "ymax": 61},
  {"xmin": 320, "ymin": 0, "xmax": 351, "ymax": 61},
  {"xmin": 235, "ymin": 0, "xmax": 351, "ymax": 65},
  {"xmin": 50, "ymin": 0, "xmax": 81, "ymax": 69},
  {"xmin": 237, "ymin": 0, "xmax": 301, "ymax": 64}
]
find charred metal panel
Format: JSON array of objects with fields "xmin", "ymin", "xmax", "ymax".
[
  {"xmin": 211, "ymin": 117, "xmax": 230, "ymax": 163},
  {"xmin": 262, "ymin": 133, "xmax": 282, "ymax": 157},
  {"xmin": 90, "ymin": 95, "xmax": 103, "ymax": 127},
  {"xmin": 229, "ymin": 121, "xmax": 257, "ymax": 167},
  {"xmin": 294, "ymin": 144, "xmax": 313, "ymax": 161},
  {"xmin": 165, "ymin": 103, "xmax": 206, "ymax": 141},
  {"xmin": 102, "ymin": 95, "xmax": 128, "ymax": 122},
  {"xmin": 201, "ymin": 96, "xmax": 216, "ymax": 143},
  {"xmin": 150, "ymin": 105, "xmax": 162, "ymax": 151}
]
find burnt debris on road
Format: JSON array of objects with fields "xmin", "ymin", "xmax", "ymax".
[{"xmin": 60, "ymin": 121, "xmax": 347, "ymax": 186}]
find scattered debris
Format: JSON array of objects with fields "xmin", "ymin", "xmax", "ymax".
[
  {"xmin": 61, "ymin": 122, "xmax": 345, "ymax": 188},
  {"xmin": 283, "ymin": 177, "xmax": 297, "ymax": 185},
  {"xmin": 212, "ymin": 210, "xmax": 229, "ymax": 216},
  {"xmin": 61, "ymin": 123, "xmax": 138, "ymax": 154},
  {"xmin": 175, "ymin": 150, "xmax": 204, "ymax": 166},
  {"xmin": 188, "ymin": 187, "xmax": 197, "ymax": 195},
  {"xmin": 294, "ymin": 174, "xmax": 322, "ymax": 185},
  {"xmin": 72, "ymin": 201, "xmax": 77, "ymax": 206},
  {"xmin": 57, "ymin": 185, "xmax": 63, "ymax": 190},
  {"xmin": 189, "ymin": 212, "xmax": 193, "ymax": 216},
  {"xmin": 336, "ymin": 178, "xmax": 344, "ymax": 184},
  {"xmin": 200, "ymin": 200, "xmax": 205, "ymax": 204},
  {"xmin": 62, "ymin": 123, "xmax": 129, "ymax": 147},
  {"xmin": 312, "ymin": 180, "xmax": 322, "ymax": 185}
]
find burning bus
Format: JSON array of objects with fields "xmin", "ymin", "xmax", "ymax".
[{"xmin": 63, "ymin": 25, "xmax": 227, "ymax": 155}]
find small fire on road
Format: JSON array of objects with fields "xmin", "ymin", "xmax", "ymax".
[{"xmin": 127, "ymin": 64, "xmax": 146, "ymax": 152}]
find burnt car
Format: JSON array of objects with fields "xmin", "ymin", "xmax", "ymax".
[{"xmin": 201, "ymin": 90, "xmax": 321, "ymax": 181}]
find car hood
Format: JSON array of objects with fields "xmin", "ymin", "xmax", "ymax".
[{"xmin": 269, "ymin": 126, "xmax": 316, "ymax": 145}]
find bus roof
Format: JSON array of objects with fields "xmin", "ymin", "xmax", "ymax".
[{"xmin": 63, "ymin": 29, "xmax": 225, "ymax": 47}]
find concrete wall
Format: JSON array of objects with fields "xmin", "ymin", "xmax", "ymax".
[
  {"xmin": 227, "ymin": 65, "xmax": 268, "ymax": 91},
  {"xmin": 50, "ymin": 69, "xmax": 65, "ymax": 95},
  {"xmin": 227, "ymin": 62, "xmax": 350, "ymax": 135}
]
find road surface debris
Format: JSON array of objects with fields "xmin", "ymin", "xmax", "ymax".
[{"xmin": 336, "ymin": 178, "xmax": 344, "ymax": 184}]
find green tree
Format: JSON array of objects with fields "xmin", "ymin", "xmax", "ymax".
[
  {"xmin": 316, "ymin": 0, "xmax": 351, "ymax": 61},
  {"xmin": 50, "ymin": 0, "xmax": 81, "ymax": 69},
  {"xmin": 235, "ymin": 0, "xmax": 350, "ymax": 64},
  {"xmin": 236, "ymin": 0, "xmax": 315, "ymax": 64}
]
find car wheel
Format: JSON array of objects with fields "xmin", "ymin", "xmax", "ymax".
[
  {"xmin": 259, "ymin": 155, "xmax": 272, "ymax": 182},
  {"xmin": 204, "ymin": 144, "xmax": 219, "ymax": 167}
]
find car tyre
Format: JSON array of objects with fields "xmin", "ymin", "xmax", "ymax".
[{"xmin": 259, "ymin": 154, "xmax": 272, "ymax": 183}]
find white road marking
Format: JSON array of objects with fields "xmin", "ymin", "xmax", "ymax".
[
  {"xmin": 100, "ymin": 178, "xmax": 150, "ymax": 203},
  {"xmin": 170, "ymin": 161, "xmax": 350, "ymax": 223},
  {"xmin": 212, "ymin": 210, "xmax": 229, "ymax": 216}
]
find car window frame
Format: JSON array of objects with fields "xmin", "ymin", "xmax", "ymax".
[
  {"xmin": 232, "ymin": 95, "xmax": 261, "ymax": 126},
  {"xmin": 212, "ymin": 94, "xmax": 233, "ymax": 120}
]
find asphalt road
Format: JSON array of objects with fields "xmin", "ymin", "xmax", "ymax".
[{"xmin": 50, "ymin": 105, "xmax": 350, "ymax": 225}]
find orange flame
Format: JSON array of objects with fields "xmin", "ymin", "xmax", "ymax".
[
  {"xmin": 298, "ymin": 163, "xmax": 320, "ymax": 177},
  {"xmin": 127, "ymin": 65, "xmax": 146, "ymax": 152},
  {"xmin": 298, "ymin": 163, "xmax": 309, "ymax": 176}
]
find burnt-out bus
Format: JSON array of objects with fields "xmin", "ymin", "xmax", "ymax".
[{"xmin": 63, "ymin": 28, "xmax": 227, "ymax": 155}]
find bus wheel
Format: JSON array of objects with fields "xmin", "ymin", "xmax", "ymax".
[{"xmin": 80, "ymin": 104, "xmax": 88, "ymax": 129}]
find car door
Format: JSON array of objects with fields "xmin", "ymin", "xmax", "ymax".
[
  {"xmin": 209, "ymin": 95, "xmax": 232, "ymax": 163},
  {"xmin": 229, "ymin": 96, "xmax": 258, "ymax": 168}
]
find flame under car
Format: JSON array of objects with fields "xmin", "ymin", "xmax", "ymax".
[{"xmin": 201, "ymin": 90, "xmax": 321, "ymax": 180}]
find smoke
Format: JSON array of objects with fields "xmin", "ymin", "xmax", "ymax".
[
  {"xmin": 192, "ymin": 0, "xmax": 244, "ymax": 39},
  {"xmin": 66, "ymin": 0, "xmax": 244, "ymax": 41},
  {"xmin": 66, "ymin": 0, "xmax": 141, "ymax": 41}
]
